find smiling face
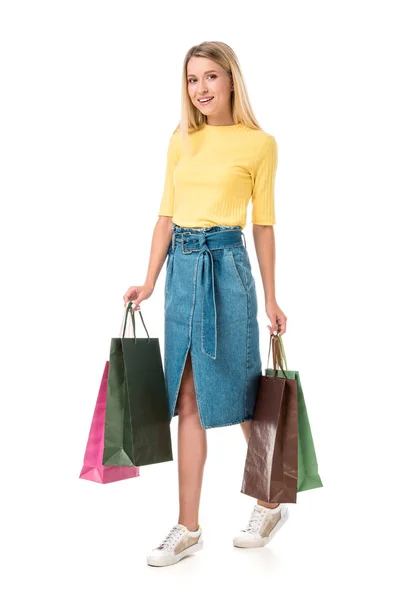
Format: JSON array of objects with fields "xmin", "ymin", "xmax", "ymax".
[{"xmin": 186, "ymin": 56, "xmax": 234, "ymax": 124}]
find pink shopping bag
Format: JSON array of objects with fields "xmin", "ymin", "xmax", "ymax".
[{"xmin": 79, "ymin": 361, "xmax": 140, "ymax": 484}]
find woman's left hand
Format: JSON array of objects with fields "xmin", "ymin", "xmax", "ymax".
[{"xmin": 265, "ymin": 299, "xmax": 287, "ymax": 335}]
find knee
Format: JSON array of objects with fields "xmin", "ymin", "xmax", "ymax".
[{"xmin": 176, "ymin": 391, "xmax": 199, "ymax": 419}]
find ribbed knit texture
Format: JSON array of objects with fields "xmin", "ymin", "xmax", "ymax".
[{"xmin": 157, "ymin": 123, "xmax": 278, "ymax": 228}]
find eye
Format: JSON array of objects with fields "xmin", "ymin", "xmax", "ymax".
[{"xmin": 187, "ymin": 74, "xmax": 217, "ymax": 84}]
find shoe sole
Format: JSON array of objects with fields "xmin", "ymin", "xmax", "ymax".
[
  {"xmin": 147, "ymin": 539, "xmax": 203, "ymax": 567},
  {"xmin": 233, "ymin": 506, "xmax": 289, "ymax": 548}
]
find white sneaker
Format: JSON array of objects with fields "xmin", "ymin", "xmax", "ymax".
[
  {"xmin": 233, "ymin": 503, "xmax": 289, "ymax": 548},
  {"xmin": 147, "ymin": 523, "xmax": 203, "ymax": 567}
]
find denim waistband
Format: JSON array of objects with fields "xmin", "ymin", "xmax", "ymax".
[
  {"xmin": 172, "ymin": 223, "xmax": 242, "ymax": 233},
  {"xmin": 172, "ymin": 224, "xmax": 247, "ymax": 252}
]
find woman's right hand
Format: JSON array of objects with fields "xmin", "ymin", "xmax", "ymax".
[{"xmin": 123, "ymin": 283, "xmax": 154, "ymax": 311}]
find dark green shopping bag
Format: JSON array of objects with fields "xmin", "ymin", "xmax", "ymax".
[
  {"xmin": 265, "ymin": 334, "xmax": 323, "ymax": 492},
  {"xmin": 102, "ymin": 302, "xmax": 173, "ymax": 467}
]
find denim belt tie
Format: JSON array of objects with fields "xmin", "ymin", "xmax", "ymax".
[{"xmin": 172, "ymin": 228, "xmax": 246, "ymax": 360}]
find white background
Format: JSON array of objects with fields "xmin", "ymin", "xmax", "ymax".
[{"xmin": 1, "ymin": 1, "xmax": 399, "ymax": 598}]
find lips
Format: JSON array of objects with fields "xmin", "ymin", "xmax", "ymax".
[{"xmin": 198, "ymin": 97, "xmax": 214, "ymax": 105}]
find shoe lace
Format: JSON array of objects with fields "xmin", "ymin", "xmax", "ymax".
[
  {"xmin": 244, "ymin": 507, "xmax": 264, "ymax": 534},
  {"xmin": 157, "ymin": 526, "xmax": 183, "ymax": 550}
]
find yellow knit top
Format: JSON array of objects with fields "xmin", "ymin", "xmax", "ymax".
[{"xmin": 157, "ymin": 122, "xmax": 277, "ymax": 228}]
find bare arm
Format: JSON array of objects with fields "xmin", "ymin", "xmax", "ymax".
[
  {"xmin": 253, "ymin": 224, "xmax": 276, "ymax": 302},
  {"xmin": 253, "ymin": 224, "xmax": 287, "ymax": 335},
  {"xmin": 144, "ymin": 216, "xmax": 174, "ymax": 289},
  {"xmin": 123, "ymin": 216, "xmax": 173, "ymax": 309}
]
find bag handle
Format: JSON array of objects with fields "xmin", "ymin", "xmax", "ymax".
[
  {"xmin": 120, "ymin": 302, "xmax": 150, "ymax": 342},
  {"xmin": 267, "ymin": 333, "xmax": 288, "ymax": 378},
  {"xmin": 276, "ymin": 333, "xmax": 288, "ymax": 371}
]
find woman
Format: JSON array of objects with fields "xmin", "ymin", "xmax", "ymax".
[{"xmin": 123, "ymin": 41, "xmax": 288, "ymax": 568}]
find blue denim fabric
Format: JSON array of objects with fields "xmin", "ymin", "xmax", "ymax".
[{"xmin": 164, "ymin": 223, "xmax": 262, "ymax": 429}]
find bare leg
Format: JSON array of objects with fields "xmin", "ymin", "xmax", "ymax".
[
  {"xmin": 175, "ymin": 351, "xmax": 207, "ymax": 531},
  {"xmin": 240, "ymin": 421, "xmax": 280, "ymax": 509}
]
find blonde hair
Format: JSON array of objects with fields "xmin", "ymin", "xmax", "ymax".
[{"xmin": 173, "ymin": 41, "xmax": 263, "ymax": 151}]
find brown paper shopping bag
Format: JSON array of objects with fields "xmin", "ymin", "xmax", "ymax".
[{"xmin": 241, "ymin": 334, "xmax": 299, "ymax": 503}]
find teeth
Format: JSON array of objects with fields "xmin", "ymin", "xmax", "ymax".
[{"xmin": 199, "ymin": 97, "xmax": 213, "ymax": 103}]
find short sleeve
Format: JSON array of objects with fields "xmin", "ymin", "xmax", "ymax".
[
  {"xmin": 251, "ymin": 135, "xmax": 278, "ymax": 225},
  {"xmin": 158, "ymin": 133, "xmax": 180, "ymax": 217}
]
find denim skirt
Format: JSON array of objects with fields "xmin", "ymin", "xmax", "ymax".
[{"xmin": 163, "ymin": 223, "xmax": 262, "ymax": 430}]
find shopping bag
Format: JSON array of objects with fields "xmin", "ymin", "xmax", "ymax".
[
  {"xmin": 241, "ymin": 334, "xmax": 323, "ymax": 503},
  {"xmin": 102, "ymin": 302, "xmax": 173, "ymax": 467},
  {"xmin": 241, "ymin": 333, "xmax": 299, "ymax": 503},
  {"xmin": 79, "ymin": 361, "xmax": 140, "ymax": 484},
  {"xmin": 265, "ymin": 335, "xmax": 323, "ymax": 493}
]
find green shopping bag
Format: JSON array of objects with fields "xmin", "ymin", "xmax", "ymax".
[
  {"xmin": 265, "ymin": 334, "xmax": 323, "ymax": 492},
  {"xmin": 102, "ymin": 302, "xmax": 173, "ymax": 468}
]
